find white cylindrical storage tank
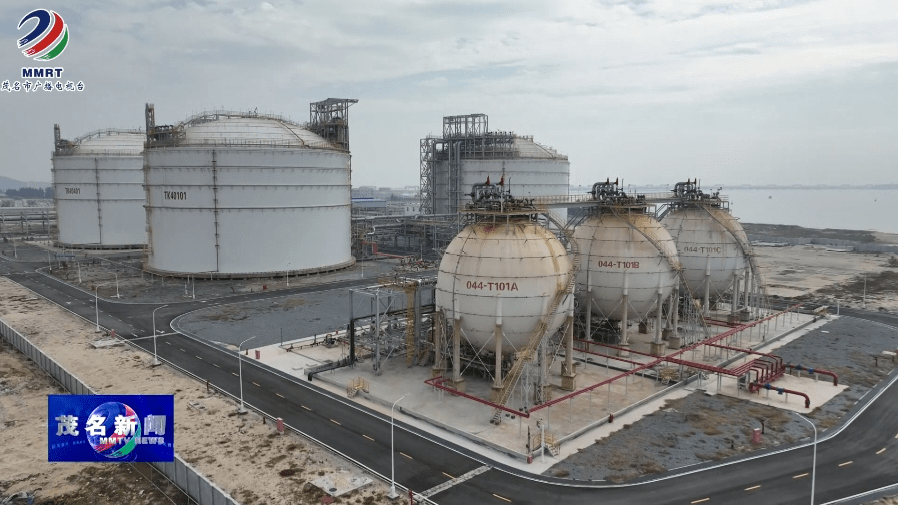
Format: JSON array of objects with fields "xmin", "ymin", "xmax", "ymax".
[
  {"xmin": 575, "ymin": 211, "xmax": 680, "ymax": 320},
  {"xmin": 433, "ymin": 138, "xmax": 569, "ymax": 218},
  {"xmin": 662, "ymin": 206, "xmax": 749, "ymax": 297},
  {"xmin": 436, "ymin": 219, "xmax": 572, "ymax": 353},
  {"xmin": 144, "ymin": 112, "xmax": 353, "ymax": 277},
  {"xmin": 52, "ymin": 128, "xmax": 146, "ymax": 248}
]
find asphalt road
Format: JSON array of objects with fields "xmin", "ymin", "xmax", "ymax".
[{"xmin": 2, "ymin": 250, "xmax": 898, "ymax": 504}]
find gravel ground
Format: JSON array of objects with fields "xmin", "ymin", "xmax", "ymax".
[{"xmin": 545, "ymin": 317, "xmax": 898, "ymax": 483}]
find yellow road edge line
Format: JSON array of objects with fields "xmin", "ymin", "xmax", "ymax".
[
  {"xmin": 301, "ymin": 405, "xmax": 312, "ymax": 411},
  {"xmin": 691, "ymin": 499, "xmax": 710, "ymax": 504},
  {"xmin": 252, "ymin": 382, "xmax": 261, "ymax": 387},
  {"xmin": 492, "ymin": 493, "xmax": 511, "ymax": 503},
  {"xmin": 275, "ymin": 393, "xmax": 285, "ymax": 398},
  {"xmin": 329, "ymin": 419, "xmax": 341, "ymax": 426},
  {"xmin": 442, "ymin": 471, "xmax": 455, "ymax": 479},
  {"xmin": 839, "ymin": 461, "xmax": 853, "ymax": 467},
  {"xmin": 793, "ymin": 473, "xmax": 809, "ymax": 479},
  {"xmin": 363, "ymin": 435, "xmax": 375, "ymax": 442},
  {"xmin": 745, "ymin": 485, "xmax": 761, "ymax": 491},
  {"xmin": 400, "ymin": 452, "xmax": 413, "ymax": 460},
  {"xmin": 877, "ymin": 448, "xmax": 886, "ymax": 455}
]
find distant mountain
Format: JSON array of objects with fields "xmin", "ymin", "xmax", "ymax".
[{"xmin": 0, "ymin": 176, "xmax": 52, "ymax": 192}]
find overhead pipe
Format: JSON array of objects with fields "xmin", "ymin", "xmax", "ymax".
[
  {"xmin": 751, "ymin": 382, "xmax": 810, "ymax": 409},
  {"xmin": 785, "ymin": 363, "xmax": 839, "ymax": 386}
]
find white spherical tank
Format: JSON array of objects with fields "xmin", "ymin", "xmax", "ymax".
[
  {"xmin": 436, "ymin": 219, "xmax": 572, "ymax": 354},
  {"xmin": 575, "ymin": 212, "xmax": 680, "ymax": 320},
  {"xmin": 52, "ymin": 128, "xmax": 146, "ymax": 248},
  {"xmin": 663, "ymin": 206, "xmax": 749, "ymax": 297},
  {"xmin": 144, "ymin": 112, "xmax": 353, "ymax": 277}
]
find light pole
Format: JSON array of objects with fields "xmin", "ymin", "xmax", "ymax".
[
  {"xmin": 863, "ymin": 273, "xmax": 867, "ymax": 309},
  {"xmin": 237, "ymin": 336, "xmax": 256, "ymax": 414},
  {"xmin": 389, "ymin": 393, "xmax": 409, "ymax": 500},
  {"xmin": 47, "ymin": 250, "xmax": 51, "ymax": 268},
  {"xmin": 94, "ymin": 283, "xmax": 108, "ymax": 333},
  {"xmin": 795, "ymin": 412, "xmax": 817, "ymax": 505},
  {"xmin": 151, "ymin": 304, "xmax": 169, "ymax": 366},
  {"xmin": 113, "ymin": 273, "xmax": 121, "ymax": 298}
]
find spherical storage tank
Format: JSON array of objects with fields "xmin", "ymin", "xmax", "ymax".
[
  {"xmin": 575, "ymin": 211, "xmax": 680, "ymax": 320},
  {"xmin": 144, "ymin": 109, "xmax": 353, "ymax": 277},
  {"xmin": 436, "ymin": 219, "xmax": 572, "ymax": 353},
  {"xmin": 662, "ymin": 206, "xmax": 749, "ymax": 297},
  {"xmin": 52, "ymin": 126, "xmax": 146, "ymax": 248}
]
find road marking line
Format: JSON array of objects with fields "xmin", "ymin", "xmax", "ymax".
[
  {"xmin": 363, "ymin": 435, "xmax": 375, "ymax": 442},
  {"xmin": 329, "ymin": 419, "xmax": 341, "ymax": 426},
  {"xmin": 745, "ymin": 485, "xmax": 761, "ymax": 491},
  {"xmin": 793, "ymin": 473, "xmax": 809, "ymax": 479},
  {"xmin": 301, "ymin": 405, "xmax": 311, "ymax": 411},
  {"xmin": 212, "ymin": 363, "xmax": 219, "ymax": 368},
  {"xmin": 442, "ymin": 471, "xmax": 455, "ymax": 479},
  {"xmin": 179, "ymin": 348, "xmax": 185, "ymax": 352},
  {"xmin": 275, "ymin": 393, "xmax": 285, "ymax": 398},
  {"xmin": 231, "ymin": 372, "xmax": 238, "ymax": 377},
  {"xmin": 492, "ymin": 493, "xmax": 511, "ymax": 503},
  {"xmin": 839, "ymin": 461, "xmax": 853, "ymax": 467},
  {"xmin": 691, "ymin": 499, "xmax": 710, "ymax": 504},
  {"xmin": 252, "ymin": 382, "xmax": 260, "ymax": 387},
  {"xmin": 400, "ymin": 452, "xmax": 412, "ymax": 460},
  {"xmin": 164, "ymin": 342, "xmax": 170, "ymax": 345},
  {"xmin": 895, "ymin": 433, "xmax": 898, "ymax": 439},
  {"xmin": 196, "ymin": 356, "xmax": 202, "ymax": 360},
  {"xmin": 877, "ymin": 448, "xmax": 887, "ymax": 455}
]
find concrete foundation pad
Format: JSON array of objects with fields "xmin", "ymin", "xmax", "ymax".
[
  {"xmin": 561, "ymin": 374, "xmax": 577, "ymax": 391},
  {"xmin": 667, "ymin": 335, "xmax": 682, "ymax": 349},
  {"xmin": 650, "ymin": 342, "xmax": 666, "ymax": 356},
  {"xmin": 312, "ymin": 471, "xmax": 373, "ymax": 497}
]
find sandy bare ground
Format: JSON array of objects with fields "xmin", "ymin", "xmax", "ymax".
[
  {"xmin": 0, "ymin": 277, "xmax": 392, "ymax": 504},
  {"xmin": 753, "ymin": 245, "xmax": 898, "ymax": 313}
]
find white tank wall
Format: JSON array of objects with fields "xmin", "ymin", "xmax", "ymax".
[
  {"xmin": 662, "ymin": 207, "xmax": 749, "ymax": 297},
  {"xmin": 52, "ymin": 132, "xmax": 146, "ymax": 248},
  {"xmin": 145, "ymin": 148, "xmax": 352, "ymax": 275},
  {"xmin": 436, "ymin": 220, "xmax": 572, "ymax": 354},
  {"xmin": 433, "ymin": 158, "xmax": 569, "ymax": 216},
  {"xmin": 575, "ymin": 212, "xmax": 679, "ymax": 320}
]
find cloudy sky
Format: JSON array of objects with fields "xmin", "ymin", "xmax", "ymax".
[{"xmin": 1, "ymin": 0, "xmax": 896, "ymax": 188}]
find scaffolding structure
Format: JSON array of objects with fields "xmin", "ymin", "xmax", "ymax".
[{"xmin": 419, "ymin": 113, "xmax": 566, "ymax": 215}]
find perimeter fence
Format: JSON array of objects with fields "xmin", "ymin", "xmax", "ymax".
[{"xmin": 0, "ymin": 317, "xmax": 239, "ymax": 505}]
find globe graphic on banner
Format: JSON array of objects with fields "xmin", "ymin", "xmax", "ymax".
[{"xmin": 85, "ymin": 402, "xmax": 142, "ymax": 459}]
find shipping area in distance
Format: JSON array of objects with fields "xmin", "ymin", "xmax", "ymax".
[{"xmin": 1, "ymin": 104, "xmax": 898, "ymax": 505}]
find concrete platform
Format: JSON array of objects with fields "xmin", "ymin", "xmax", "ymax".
[{"xmin": 248, "ymin": 309, "xmax": 824, "ymax": 472}]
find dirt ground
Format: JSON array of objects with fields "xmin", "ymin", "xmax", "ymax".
[
  {"xmin": 545, "ymin": 317, "xmax": 898, "ymax": 484},
  {"xmin": 0, "ymin": 277, "xmax": 393, "ymax": 505}
]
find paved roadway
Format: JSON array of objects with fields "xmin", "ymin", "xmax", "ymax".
[{"xmin": 2, "ymin": 251, "xmax": 898, "ymax": 504}]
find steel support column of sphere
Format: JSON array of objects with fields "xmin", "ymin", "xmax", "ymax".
[
  {"xmin": 435, "ymin": 219, "xmax": 572, "ymax": 353},
  {"xmin": 144, "ymin": 116, "xmax": 353, "ymax": 278},
  {"xmin": 662, "ymin": 206, "xmax": 749, "ymax": 298},
  {"xmin": 52, "ymin": 130, "xmax": 146, "ymax": 248},
  {"xmin": 574, "ymin": 212, "xmax": 680, "ymax": 320}
]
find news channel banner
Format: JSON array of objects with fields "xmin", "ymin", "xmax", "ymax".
[{"xmin": 48, "ymin": 395, "xmax": 174, "ymax": 462}]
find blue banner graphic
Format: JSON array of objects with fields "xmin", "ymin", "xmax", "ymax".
[{"xmin": 48, "ymin": 395, "xmax": 174, "ymax": 462}]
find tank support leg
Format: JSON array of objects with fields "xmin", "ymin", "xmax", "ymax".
[
  {"xmin": 493, "ymin": 322, "xmax": 503, "ymax": 390},
  {"xmin": 561, "ymin": 312, "xmax": 576, "ymax": 391},
  {"xmin": 450, "ymin": 316, "xmax": 465, "ymax": 392}
]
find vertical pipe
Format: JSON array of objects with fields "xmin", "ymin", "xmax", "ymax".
[
  {"xmin": 585, "ymin": 272, "xmax": 592, "ymax": 341},
  {"xmin": 452, "ymin": 296, "xmax": 461, "ymax": 383},
  {"xmin": 703, "ymin": 256, "xmax": 711, "ymax": 316},
  {"xmin": 494, "ymin": 298, "xmax": 503, "ymax": 388},
  {"xmin": 672, "ymin": 284, "xmax": 680, "ymax": 338},
  {"xmin": 731, "ymin": 272, "xmax": 739, "ymax": 316},
  {"xmin": 565, "ymin": 297, "xmax": 574, "ymax": 374},
  {"xmin": 620, "ymin": 272, "xmax": 630, "ymax": 352},
  {"xmin": 432, "ymin": 311, "xmax": 443, "ymax": 374},
  {"xmin": 375, "ymin": 290, "xmax": 381, "ymax": 374},
  {"xmin": 654, "ymin": 274, "xmax": 663, "ymax": 344},
  {"xmin": 743, "ymin": 268, "xmax": 750, "ymax": 312}
]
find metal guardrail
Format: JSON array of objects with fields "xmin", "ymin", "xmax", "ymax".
[{"xmin": 0, "ymin": 317, "xmax": 239, "ymax": 505}]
